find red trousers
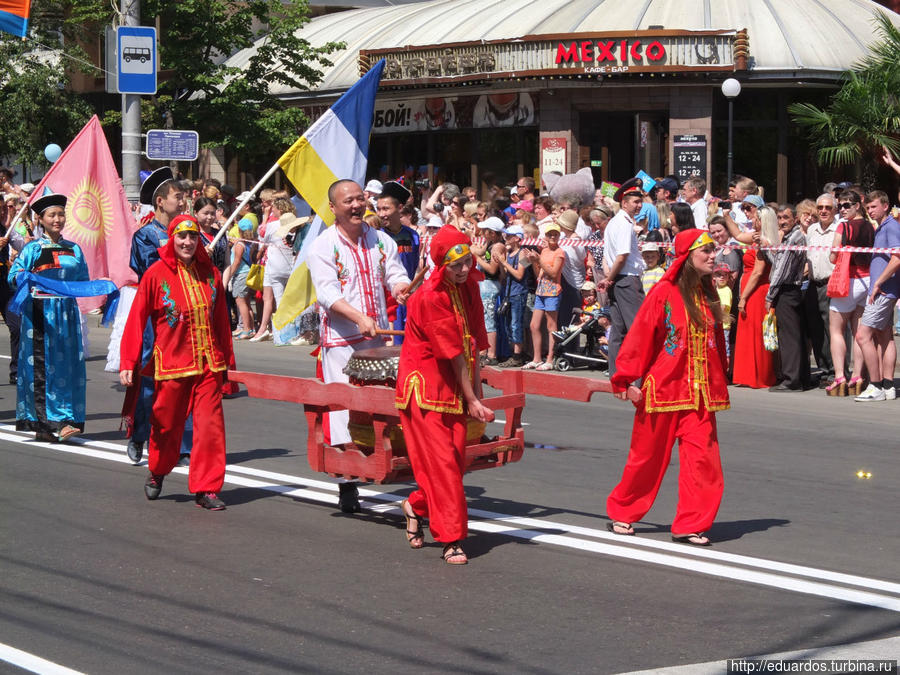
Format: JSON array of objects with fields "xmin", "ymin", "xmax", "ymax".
[
  {"xmin": 148, "ymin": 369, "xmax": 226, "ymax": 494},
  {"xmin": 606, "ymin": 402, "xmax": 723, "ymax": 534},
  {"xmin": 401, "ymin": 402, "xmax": 468, "ymax": 543}
]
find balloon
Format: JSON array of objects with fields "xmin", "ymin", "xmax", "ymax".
[
  {"xmin": 44, "ymin": 143, "xmax": 62, "ymax": 163},
  {"xmin": 139, "ymin": 170, "xmax": 151, "ymax": 183}
]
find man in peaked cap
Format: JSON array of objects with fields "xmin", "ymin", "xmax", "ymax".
[
  {"xmin": 602, "ymin": 177, "xmax": 646, "ymax": 377},
  {"xmin": 377, "ymin": 180, "xmax": 419, "ymax": 342},
  {"xmin": 125, "ymin": 167, "xmax": 191, "ymax": 465}
]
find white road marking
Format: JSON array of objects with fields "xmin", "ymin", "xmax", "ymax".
[
  {"xmin": 3, "ymin": 425, "xmax": 900, "ymax": 613},
  {"xmin": 0, "ymin": 642, "xmax": 86, "ymax": 675}
]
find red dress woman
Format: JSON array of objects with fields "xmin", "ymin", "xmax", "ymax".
[
  {"xmin": 395, "ymin": 225, "xmax": 494, "ymax": 565},
  {"xmin": 732, "ymin": 246, "xmax": 776, "ymax": 388}
]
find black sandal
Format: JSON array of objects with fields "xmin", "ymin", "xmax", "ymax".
[
  {"xmin": 441, "ymin": 542, "xmax": 468, "ymax": 565},
  {"xmin": 401, "ymin": 499, "xmax": 425, "ymax": 549},
  {"xmin": 671, "ymin": 532, "xmax": 711, "ymax": 547},
  {"xmin": 606, "ymin": 521, "xmax": 635, "ymax": 536}
]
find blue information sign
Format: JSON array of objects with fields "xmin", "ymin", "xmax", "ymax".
[
  {"xmin": 146, "ymin": 130, "xmax": 199, "ymax": 161},
  {"xmin": 116, "ymin": 26, "xmax": 157, "ymax": 95}
]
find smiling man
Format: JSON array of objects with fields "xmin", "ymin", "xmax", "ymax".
[{"xmin": 307, "ymin": 179, "xmax": 411, "ymax": 513}]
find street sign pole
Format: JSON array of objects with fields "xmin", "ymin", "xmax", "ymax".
[{"xmin": 120, "ymin": 0, "xmax": 141, "ymax": 201}]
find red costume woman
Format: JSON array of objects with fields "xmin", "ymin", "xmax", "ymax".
[
  {"xmin": 120, "ymin": 214, "xmax": 235, "ymax": 510},
  {"xmin": 395, "ymin": 225, "xmax": 494, "ymax": 565},
  {"xmin": 607, "ymin": 230, "xmax": 729, "ymax": 547},
  {"xmin": 732, "ymin": 246, "xmax": 776, "ymax": 388}
]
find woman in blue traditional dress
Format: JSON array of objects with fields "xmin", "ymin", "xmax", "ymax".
[{"xmin": 8, "ymin": 193, "xmax": 89, "ymax": 442}]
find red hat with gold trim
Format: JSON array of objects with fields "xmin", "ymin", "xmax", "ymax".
[
  {"xmin": 167, "ymin": 214, "xmax": 200, "ymax": 237},
  {"xmin": 657, "ymin": 229, "xmax": 715, "ymax": 287}
]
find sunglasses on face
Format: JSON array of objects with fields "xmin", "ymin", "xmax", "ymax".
[
  {"xmin": 740, "ymin": 205, "xmax": 756, "ymax": 212},
  {"xmin": 838, "ymin": 202, "xmax": 856, "ymax": 210}
]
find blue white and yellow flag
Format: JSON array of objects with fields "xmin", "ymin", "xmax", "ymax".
[{"xmin": 272, "ymin": 59, "xmax": 385, "ymax": 339}]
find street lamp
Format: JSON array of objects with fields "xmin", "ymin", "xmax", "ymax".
[{"xmin": 721, "ymin": 78, "xmax": 741, "ymax": 188}]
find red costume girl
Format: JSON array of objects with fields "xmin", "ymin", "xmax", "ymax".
[
  {"xmin": 120, "ymin": 215, "xmax": 235, "ymax": 510},
  {"xmin": 395, "ymin": 225, "xmax": 494, "ymax": 565},
  {"xmin": 607, "ymin": 229, "xmax": 729, "ymax": 547}
]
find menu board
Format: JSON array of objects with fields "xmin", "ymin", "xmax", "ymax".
[{"xmin": 673, "ymin": 134, "xmax": 707, "ymax": 184}]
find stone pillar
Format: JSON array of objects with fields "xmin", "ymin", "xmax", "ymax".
[{"xmin": 539, "ymin": 92, "xmax": 577, "ymax": 177}]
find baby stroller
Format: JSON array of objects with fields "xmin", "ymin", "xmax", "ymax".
[{"xmin": 551, "ymin": 307, "xmax": 610, "ymax": 372}]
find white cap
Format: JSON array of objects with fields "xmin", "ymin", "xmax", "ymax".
[
  {"xmin": 426, "ymin": 214, "xmax": 443, "ymax": 228},
  {"xmin": 364, "ymin": 179, "xmax": 383, "ymax": 195},
  {"xmin": 237, "ymin": 191, "xmax": 253, "ymax": 202},
  {"xmin": 479, "ymin": 216, "xmax": 505, "ymax": 232},
  {"xmin": 19, "ymin": 182, "xmax": 35, "ymax": 194}
]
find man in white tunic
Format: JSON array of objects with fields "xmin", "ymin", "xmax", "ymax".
[{"xmin": 308, "ymin": 179, "xmax": 411, "ymax": 512}]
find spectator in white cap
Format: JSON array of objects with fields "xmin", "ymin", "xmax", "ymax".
[
  {"xmin": 472, "ymin": 216, "xmax": 506, "ymax": 365},
  {"xmin": 364, "ymin": 179, "xmax": 383, "ymax": 211}
]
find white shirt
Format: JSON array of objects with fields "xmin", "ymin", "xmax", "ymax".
[
  {"xmin": 806, "ymin": 220, "xmax": 838, "ymax": 281},
  {"xmin": 575, "ymin": 218, "xmax": 592, "ymax": 239},
  {"xmin": 690, "ymin": 199, "xmax": 708, "ymax": 230},
  {"xmin": 560, "ymin": 236, "xmax": 587, "ymax": 288},
  {"xmin": 730, "ymin": 204, "xmax": 751, "ymax": 231},
  {"xmin": 308, "ymin": 224, "xmax": 410, "ymax": 347},
  {"xmin": 262, "ymin": 224, "xmax": 295, "ymax": 280},
  {"xmin": 603, "ymin": 210, "xmax": 645, "ymax": 277}
]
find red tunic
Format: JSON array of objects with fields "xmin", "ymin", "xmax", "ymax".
[
  {"xmin": 395, "ymin": 276, "xmax": 488, "ymax": 414},
  {"xmin": 610, "ymin": 279, "xmax": 729, "ymax": 413},
  {"xmin": 121, "ymin": 255, "xmax": 235, "ymax": 380}
]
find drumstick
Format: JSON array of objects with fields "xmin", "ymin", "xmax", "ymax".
[
  {"xmin": 404, "ymin": 266, "xmax": 428, "ymax": 297},
  {"xmin": 375, "ymin": 329, "xmax": 405, "ymax": 336}
]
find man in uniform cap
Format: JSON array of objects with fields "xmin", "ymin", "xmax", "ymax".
[
  {"xmin": 125, "ymin": 167, "xmax": 191, "ymax": 464},
  {"xmin": 601, "ymin": 177, "xmax": 646, "ymax": 377},
  {"xmin": 377, "ymin": 180, "xmax": 419, "ymax": 342}
]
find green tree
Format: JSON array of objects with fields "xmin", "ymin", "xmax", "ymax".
[
  {"xmin": 789, "ymin": 11, "xmax": 900, "ymax": 168},
  {"xmin": 2, "ymin": 0, "xmax": 342, "ymax": 168},
  {"xmin": 0, "ymin": 4, "xmax": 94, "ymax": 168}
]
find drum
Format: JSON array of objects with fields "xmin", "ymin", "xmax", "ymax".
[
  {"xmin": 343, "ymin": 344, "xmax": 486, "ymax": 449},
  {"xmin": 343, "ymin": 345, "xmax": 401, "ymax": 387}
]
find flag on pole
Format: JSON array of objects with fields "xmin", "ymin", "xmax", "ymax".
[
  {"xmin": 272, "ymin": 59, "xmax": 385, "ymax": 339},
  {"xmin": 30, "ymin": 115, "xmax": 140, "ymax": 311},
  {"xmin": 0, "ymin": 0, "xmax": 32, "ymax": 37}
]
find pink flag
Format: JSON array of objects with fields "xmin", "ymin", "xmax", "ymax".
[{"xmin": 29, "ymin": 115, "xmax": 139, "ymax": 311}]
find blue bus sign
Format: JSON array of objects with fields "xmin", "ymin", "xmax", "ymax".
[
  {"xmin": 117, "ymin": 26, "xmax": 157, "ymax": 95},
  {"xmin": 146, "ymin": 130, "xmax": 199, "ymax": 161}
]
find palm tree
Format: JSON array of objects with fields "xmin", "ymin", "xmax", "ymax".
[{"xmin": 789, "ymin": 11, "xmax": 900, "ymax": 167}]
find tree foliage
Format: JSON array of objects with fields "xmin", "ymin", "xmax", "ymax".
[
  {"xmin": 2, "ymin": 0, "xmax": 343, "ymax": 168},
  {"xmin": 0, "ymin": 4, "xmax": 94, "ymax": 167},
  {"xmin": 789, "ymin": 11, "xmax": 900, "ymax": 167}
]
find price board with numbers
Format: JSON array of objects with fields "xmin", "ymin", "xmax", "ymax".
[{"xmin": 673, "ymin": 134, "xmax": 707, "ymax": 184}]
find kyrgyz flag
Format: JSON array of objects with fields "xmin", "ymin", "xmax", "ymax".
[
  {"xmin": 30, "ymin": 115, "xmax": 140, "ymax": 311},
  {"xmin": 272, "ymin": 59, "xmax": 384, "ymax": 338},
  {"xmin": 0, "ymin": 0, "xmax": 31, "ymax": 37}
]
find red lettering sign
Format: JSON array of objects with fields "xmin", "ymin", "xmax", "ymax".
[{"xmin": 554, "ymin": 38, "xmax": 668, "ymax": 65}]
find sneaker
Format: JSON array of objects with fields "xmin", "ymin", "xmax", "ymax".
[
  {"xmin": 177, "ymin": 453, "xmax": 190, "ymax": 467},
  {"xmin": 195, "ymin": 492, "xmax": 226, "ymax": 510},
  {"xmin": 854, "ymin": 384, "xmax": 886, "ymax": 402},
  {"xmin": 884, "ymin": 387, "xmax": 896, "ymax": 400},
  {"xmin": 498, "ymin": 356, "xmax": 524, "ymax": 368},
  {"xmin": 144, "ymin": 473, "xmax": 165, "ymax": 500},
  {"xmin": 127, "ymin": 439, "xmax": 144, "ymax": 465}
]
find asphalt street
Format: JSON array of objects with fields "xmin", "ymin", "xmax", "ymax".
[{"xmin": 1, "ymin": 323, "xmax": 898, "ymax": 674}]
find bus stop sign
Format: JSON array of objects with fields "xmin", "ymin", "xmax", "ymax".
[{"xmin": 116, "ymin": 26, "xmax": 157, "ymax": 95}]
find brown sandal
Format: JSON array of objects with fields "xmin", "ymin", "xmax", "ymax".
[
  {"xmin": 441, "ymin": 542, "xmax": 468, "ymax": 565},
  {"xmin": 401, "ymin": 499, "xmax": 425, "ymax": 549}
]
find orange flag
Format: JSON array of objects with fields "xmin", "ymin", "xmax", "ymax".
[{"xmin": 30, "ymin": 115, "xmax": 140, "ymax": 311}]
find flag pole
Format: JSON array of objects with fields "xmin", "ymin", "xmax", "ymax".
[
  {"xmin": 208, "ymin": 162, "xmax": 281, "ymax": 248},
  {"xmin": 8, "ymin": 202, "xmax": 28, "ymax": 230}
]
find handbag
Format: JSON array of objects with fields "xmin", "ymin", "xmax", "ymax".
[
  {"xmin": 497, "ymin": 253, "xmax": 515, "ymax": 317},
  {"xmin": 246, "ymin": 263, "xmax": 265, "ymax": 291},
  {"xmin": 826, "ymin": 227, "xmax": 851, "ymax": 299},
  {"xmin": 762, "ymin": 309, "xmax": 779, "ymax": 351}
]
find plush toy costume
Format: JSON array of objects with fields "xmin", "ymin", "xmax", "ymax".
[
  {"xmin": 120, "ymin": 215, "xmax": 235, "ymax": 494},
  {"xmin": 395, "ymin": 226, "xmax": 488, "ymax": 543},
  {"xmin": 607, "ymin": 230, "xmax": 729, "ymax": 536}
]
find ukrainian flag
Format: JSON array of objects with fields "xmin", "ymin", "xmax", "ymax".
[
  {"xmin": 272, "ymin": 59, "xmax": 385, "ymax": 338},
  {"xmin": 0, "ymin": 0, "xmax": 31, "ymax": 37}
]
